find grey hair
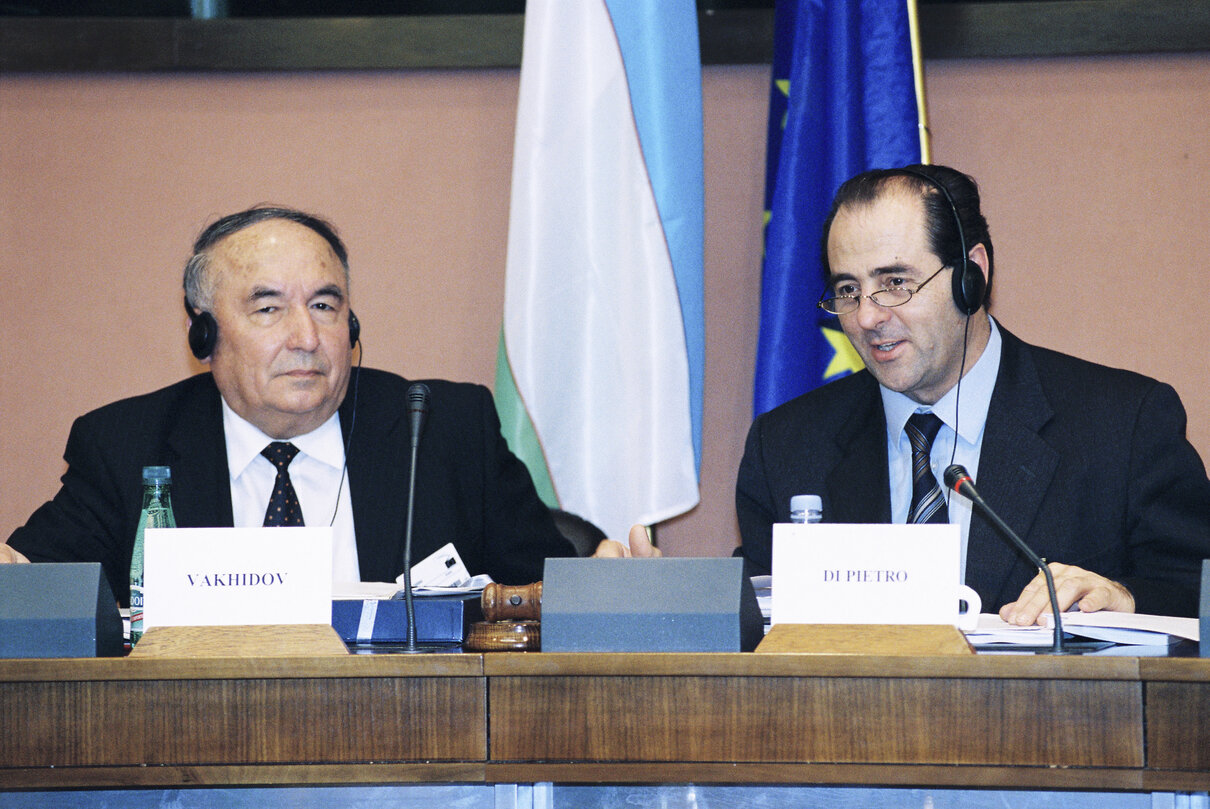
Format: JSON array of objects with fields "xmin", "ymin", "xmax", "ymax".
[{"xmin": 182, "ymin": 206, "xmax": 351, "ymax": 312}]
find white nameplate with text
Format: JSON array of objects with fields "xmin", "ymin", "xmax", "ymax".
[
  {"xmin": 143, "ymin": 527, "xmax": 333, "ymax": 628},
  {"xmin": 771, "ymin": 522, "xmax": 979, "ymax": 630}
]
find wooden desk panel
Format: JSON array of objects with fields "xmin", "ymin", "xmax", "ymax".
[
  {"xmin": 1140, "ymin": 658, "xmax": 1210, "ymax": 773},
  {"xmin": 488, "ymin": 673, "xmax": 1142, "ymax": 768},
  {"xmin": 485, "ymin": 652, "xmax": 1155, "ymax": 789},
  {"xmin": 1145, "ymin": 682, "xmax": 1210, "ymax": 770},
  {"xmin": 4, "ymin": 676, "xmax": 483, "ymax": 767},
  {"xmin": 0, "ymin": 655, "xmax": 486, "ymax": 788}
]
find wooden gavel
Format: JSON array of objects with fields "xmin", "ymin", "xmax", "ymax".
[{"xmin": 464, "ymin": 581, "xmax": 543, "ymax": 651}]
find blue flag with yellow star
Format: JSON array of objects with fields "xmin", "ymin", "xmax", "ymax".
[{"xmin": 753, "ymin": 0, "xmax": 924, "ymax": 415}]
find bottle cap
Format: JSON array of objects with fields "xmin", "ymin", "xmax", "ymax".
[
  {"xmin": 789, "ymin": 494, "xmax": 821, "ymax": 513},
  {"xmin": 142, "ymin": 466, "xmax": 172, "ymax": 484}
]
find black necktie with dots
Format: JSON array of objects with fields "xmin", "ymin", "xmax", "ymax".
[{"xmin": 261, "ymin": 442, "xmax": 305, "ymax": 527}]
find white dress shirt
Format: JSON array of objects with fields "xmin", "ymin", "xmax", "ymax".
[{"xmin": 221, "ymin": 400, "xmax": 361, "ymax": 582}]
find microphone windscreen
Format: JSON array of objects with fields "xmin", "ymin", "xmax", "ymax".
[
  {"xmin": 943, "ymin": 464, "xmax": 969, "ymax": 490},
  {"xmin": 406, "ymin": 382, "xmax": 431, "ymax": 413}
]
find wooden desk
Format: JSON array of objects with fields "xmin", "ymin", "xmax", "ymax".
[
  {"xmin": 0, "ymin": 654, "xmax": 485, "ymax": 789},
  {"xmin": 487, "ymin": 653, "xmax": 1149, "ymax": 789},
  {"xmin": 3, "ymin": 651, "xmax": 1208, "ymax": 791}
]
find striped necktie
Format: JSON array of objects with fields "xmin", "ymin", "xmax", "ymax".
[{"xmin": 906, "ymin": 413, "xmax": 948, "ymax": 524}]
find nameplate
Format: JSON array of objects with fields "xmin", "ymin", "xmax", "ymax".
[
  {"xmin": 772, "ymin": 523, "xmax": 979, "ymax": 630},
  {"xmin": 144, "ymin": 527, "xmax": 333, "ymax": 628}
]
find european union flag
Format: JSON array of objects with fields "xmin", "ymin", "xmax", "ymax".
[{"xmin": 753, "ymin": 0, "xmax": 924, "ymax": 416}]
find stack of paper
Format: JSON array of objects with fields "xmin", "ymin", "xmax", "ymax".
[{"xmin": 966, "ymin": 611, "xmax": 1198, "ymax": 647}]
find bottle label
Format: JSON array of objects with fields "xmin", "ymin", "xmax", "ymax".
[{"xmin": 129, "ymin": 585, "xmax": 144, "ymax": 641}]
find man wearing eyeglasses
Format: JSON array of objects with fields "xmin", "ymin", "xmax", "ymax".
[{"xmin": 736, "ymin": 164, "xmax": 1210, "ymax": 623}]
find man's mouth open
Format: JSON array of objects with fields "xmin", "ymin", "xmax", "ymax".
[{"xmin": 873, "ymin": 340, "xmax": 904, "ymax": 355}]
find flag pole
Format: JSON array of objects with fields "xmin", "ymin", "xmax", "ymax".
[{"xmin": 906, "ymin": 0, "xmax": 932, "ymax": 164}]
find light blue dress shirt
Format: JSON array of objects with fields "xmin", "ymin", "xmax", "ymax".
[{"xmin": 881, "ymin": 317, "xmax": 1002, "ymax": 578}]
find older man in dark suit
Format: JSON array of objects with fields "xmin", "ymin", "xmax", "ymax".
[
  {"xmin": 737, "ymin": 165, "xmax": 1210, "ymax": 622},
  {"xmin": 3, "ymin": 206, "xmax": 653, "ymax": 604}
]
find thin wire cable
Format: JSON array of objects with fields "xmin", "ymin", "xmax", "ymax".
[
  {"xmin": 329, "ymin": 341, "xmax": 362, "ymax": 527},
  {"xmin": 944, "ymin": 312, "xmax": 972, "ymax": 509}
]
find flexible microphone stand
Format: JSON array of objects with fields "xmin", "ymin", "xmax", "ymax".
[
  {"xmin": 943, "ymin": 464, "xmax": 1072, "ymax": 654},
  {"xmin": 400, "ymin": 382, "xmax": 440, "ymax": 653}
]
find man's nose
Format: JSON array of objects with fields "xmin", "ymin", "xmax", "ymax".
[
  {"xmin": 851, "ymin": 293, "xmax": 891, "ymax": 331},
  {"xmin": 285, "ymin": 307, "xmax": 321, "ymax": 350}
]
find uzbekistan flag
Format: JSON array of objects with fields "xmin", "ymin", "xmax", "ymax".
[
  {"xmin": 753, "ymin": 0, "xmax": 928, "ymax": 415},
  {"xmin": 495, "ymin": 0, "xmax": 704, "ymax": 542}
]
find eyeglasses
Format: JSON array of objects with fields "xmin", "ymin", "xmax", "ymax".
[{"xmin": 816, "ymin": 265, "xmax": 948, "ymax": 315}]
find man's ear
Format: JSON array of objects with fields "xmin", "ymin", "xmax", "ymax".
[{"xmin": 968, "ymin": 243, "xmax": 989, "ymax": 281}]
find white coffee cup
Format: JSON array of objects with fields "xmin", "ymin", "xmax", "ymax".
[{"xmin": 957, "ymin": 584, "xmax": 981, "ymax": 631}]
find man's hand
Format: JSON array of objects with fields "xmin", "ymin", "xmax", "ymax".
[
  {"xmin": 999, "ymin": 562, "xmax": 1134, "ymax": 626},
  {"xmin": 0, "ymin": 544, "xmax": 30, "ymax": 564},
  {"xmin": 591, "ymin": 524, "xmax": 663, "ymax": 558}
]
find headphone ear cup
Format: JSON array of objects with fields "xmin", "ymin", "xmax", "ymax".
[
  {"xmin": 187, "ymin": 310, "xmax": 218, "ymax": 360},
  {"xmin": 348, "ymin": 311, "xmax": 361, "ymax": 348},
  {"xmin": 951, "ymin": 259, "xmax": 986, "ymax": 316}
]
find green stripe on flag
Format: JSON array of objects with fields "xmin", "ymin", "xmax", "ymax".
[{"xmin": 493, "ymin": 328, "xmax": 559, "ymax": 508}]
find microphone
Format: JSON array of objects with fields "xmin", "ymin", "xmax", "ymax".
[
  {"xmin": 407, "ymin": 382, "xmax": 430, "ymax": 450},
  {"xmin": 400, "ymin": 382, "xmax": 436, "ymax": 653},
  {"xmin": 943, "ymin": 464, "xmax": 1068, "ymax": 654}
]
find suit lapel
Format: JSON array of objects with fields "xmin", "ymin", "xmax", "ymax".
[
  {"xmin": 826, "ymin": 374, "xmax": 892, "ymax": 524},
  {"xmin": 964, "ymin": 329, "xmax": 1060, "ymax": 606},
  {"xmin": 163, "ymin": 375, "xmax": 234, "ymax": 528},
  {"xmin": 341, "ymin": 369, "xmax": 409, "ymax": 581}
]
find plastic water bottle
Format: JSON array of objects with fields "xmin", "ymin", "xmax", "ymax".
[
  {"xmin": 130, "ymin": 465, "xmax": 177, "ymax": 644},
  {"xmin": 789, "ymin": 494, "xmax": 823, "ymax": 524}
]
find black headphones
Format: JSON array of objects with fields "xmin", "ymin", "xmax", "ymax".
[
  {"xmin": 896, "ymin": 167, "xmax": 985, "ymax": 316},
  {"xmin": 185, "ymin": 298, "xmax": 360, "ymax": 360}
]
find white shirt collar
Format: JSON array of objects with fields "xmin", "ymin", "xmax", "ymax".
[
  {"xmin": 881, "ymin": 316, "xmax": 1003, "ymax": 443},
  {"xmin": 220, "ymin": 400, "xmax": 346, "ymax": 479}
]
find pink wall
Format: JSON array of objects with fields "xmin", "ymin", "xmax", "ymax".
[{"xmin": 3, "ymin": 54, "xmax": 1208, "ymax": 559}]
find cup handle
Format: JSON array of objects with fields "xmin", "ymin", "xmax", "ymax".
[{"xmin": 957, "ymin": 584, "xmax": 981, "ymax": 632}]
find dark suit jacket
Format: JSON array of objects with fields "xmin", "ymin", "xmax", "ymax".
[
  {"xmin": 736, "ymin": 327, "xmax": 1210, "ymax": 617},
  {"xmin": 9, "ymin": 368, "xmax": 574, "ymax": 604}
]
